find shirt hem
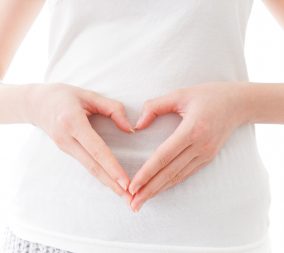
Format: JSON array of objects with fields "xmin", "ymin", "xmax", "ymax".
[{"xmin": 7, "ymin": 216, "xmax": 271, "ymax": 253}]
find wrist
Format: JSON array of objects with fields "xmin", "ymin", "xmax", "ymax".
[
  {"xmin": 229, "ymin": 82, "xmax": 255, "ymax": 127},
  {"xmin": 9, "ymin": 83, "xmax": 38, "ymax": 124},
  {"xmin": 23, "ymin": 83, "xmax": 41, "ymax": 125},
  {"xmin": 0, "ymin": 81, "xmax": 39, "ymax": 124},
  {"xmin": 237, "ymin": 82, "xmax": 256, "ymax": 125}
]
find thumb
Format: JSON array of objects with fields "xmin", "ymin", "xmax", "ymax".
[
  {"xmin": 135, "ymin": 94, "xmax": 178, "ymax": 130},
  {"xmin": 81, "ymin": 91, "xmax": 135, "ymax": 133}
]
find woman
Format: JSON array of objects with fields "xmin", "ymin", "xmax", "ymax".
[{"xmin": 0, "ymin": 0, "xmax": 283, "ymax": 252}]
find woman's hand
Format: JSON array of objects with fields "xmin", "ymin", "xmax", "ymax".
[
  {"xmin": 128, "ymin": 81, "xmax": 251, "ymax": 212},
  {"xmin": 26, "ymin": 82, "xmax": 134, "ymax": 203}
]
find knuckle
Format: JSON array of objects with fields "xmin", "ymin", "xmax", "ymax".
[
  {"xmin": 203, "ymin": 142, "xmax": 217, "ymax": 159},
  {"xmin": 170, "ymin": 173, "xmax": 184, "ymax": 185},
  {"xmin": 113, "ymin": 101, "xmax": 124, "ymax": 112},
  {"xmin": 87, "ymin": 163, "xmax": 100, "ymax": 178},
  {"xmin": 90, "ymin": 148, "xmax": 101, "ymax": 160},
  {"xmin": 165, "ymin": 170, "xmax": 175, "ymax": 182},
  {"xmin": 56, "ymin": 112, "xmax": 73, "ymax": 131},
  {"xmin": 158, "ymin": 156, "xmax": 169, "ymax": 168}
]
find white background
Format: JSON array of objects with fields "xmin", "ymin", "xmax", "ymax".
[{"xmin": 0, "ymin": 0, "xmax": 283, "ymax": 252}]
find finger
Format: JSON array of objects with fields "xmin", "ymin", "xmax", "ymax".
[
  {"xmin": 157, "ymin": 159, "xmax": 210, "ymax": 196},
  {"xmin": 128, "ymin": 119, "xmax": 195, "ymax": 195},
  {"xmin": 81, "ymin": 90, "xmax": 135, "ymax": 133},
  {"xmin": 130, "ymin": 146, "xmax": 198, "ymax": 212},
  {"xmin": 56, "ymin": 134, "xmax": 133, "ymax": 204},
  {"xmin": 71, "ymin": 113, "xmax": 130, "ymax": 191},
  {"xmin": 132, "ymin": 157, "xmax": 207, "ymax": 212},
  {"xmin": 134, "ymin": 93, "xmax": 180, "ymax": 130}
]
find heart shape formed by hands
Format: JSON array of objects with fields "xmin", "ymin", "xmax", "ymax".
[{"xmin": 91, "ymin": 82, "xmax": 247, "ymax": 213}]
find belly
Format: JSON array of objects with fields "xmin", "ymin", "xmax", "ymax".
[{"xmin": 9, "ymin": 111, "xmax": 271, "ymax": 247}]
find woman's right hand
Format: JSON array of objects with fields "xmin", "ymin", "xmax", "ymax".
[{"xmin": 26, "ymin": 82, "xmax": 134, "ymax": 204}]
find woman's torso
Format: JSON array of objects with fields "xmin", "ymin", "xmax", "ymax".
[{"xmin": 6, "ymin": 0, "xmax": 272, "ymax": 252}]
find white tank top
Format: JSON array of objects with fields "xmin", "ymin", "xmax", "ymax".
[{"xmin": 7, "ymin": 0, "xmax": 272, "ymax": 252}]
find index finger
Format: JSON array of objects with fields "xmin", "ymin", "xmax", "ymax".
[
  {"xmin": 128, "ymin": 118, "xmax": 194, "ymax": 195},
  {"xmin": 71, "ymin": 113, "xmax": 130, "ymax": 191}
]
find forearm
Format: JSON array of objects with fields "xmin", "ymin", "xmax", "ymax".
[
  {"xmin": 0, "ymin": 81, "xmax": 34, "ymax": 124},
  {"xmin": 242, "ymin": 82, "xmax": 284, "ymax": 124}
]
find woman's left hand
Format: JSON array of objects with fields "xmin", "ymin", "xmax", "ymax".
[{"xmin": 128, "ymin": 81, "xmax": 251, "ymax": 212}]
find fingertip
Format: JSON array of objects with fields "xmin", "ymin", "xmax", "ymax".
[
  {"xmin": 117, "ymin": 178, "xmax": 129, "ymax": 191},
  {"xmin": 134, "ymin": 111, "xmax": 157, "ymax": 130},
  {"xmin": 128, "ymin": 183, "xmax": 135, "ymax": 195},
  {"xmin": 129, "ymin": 183, "xmax": 141, "ymax": 196},
  {"xmin": 130, "ymin": 198, "xmax": 142, "ymax": 213},
  {"xmin": 122, "ymin": 193, "xmax": 132, "ymax": 207},
  {"xmin": 110, "ymin": 108, "xmax": 135, "ymax": 133},
  {"xmin": 121, "ymin": 114, "xmax": 135, "ymax": 132},
  {"xmin": 134, "ymin": 115, "xmax": 147, "ymax": 130},
  {"xmin": 126, "ymin": 123, "xmax": 136, "ymax": 133},
  {"xmin": 114, "ymin": 118, "xmax": 135, "ymax": 134}
]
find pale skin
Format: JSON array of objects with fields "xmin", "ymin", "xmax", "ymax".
[{"xmin": 0, "ymin": 0, "xmax": 283, "ymax": 213}]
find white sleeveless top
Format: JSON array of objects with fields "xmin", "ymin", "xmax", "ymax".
[{"xmin": 7, "ymin": 0, "xmax": 272, "ymax": 252}]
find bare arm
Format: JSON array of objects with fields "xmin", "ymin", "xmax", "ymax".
[
  {"xmin": 239, "ymin": 1, "xmax": 284, "ymax": 125},
  {"xmin": 0, "ymin": 0, "xmax": 45, "ymax": 78},
  {"xmin": 0, "ymin": 0, "xmax": 45, "ymax": 123},
  {"xmin": 242, "ymin": 83, "xmax": 284, "ymax": 124},
  {"xmin": 262, "ymin": 0, "xmax": 284, "ymax": 29},
  {"xmin": 0, "ymin": 81, "xmax": 35, "ymax": 123}
]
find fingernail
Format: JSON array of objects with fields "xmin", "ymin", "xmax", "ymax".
[
  {"xmin": 129, "ymin": 184, "xmax": 141, "ymax": 195},
  {"xmin": 132, "ymin": 202, "xmax": 142, "ymax": 213},
  {"xmin": 129, "ymin": 127, "xmax": 135, "ymax": 133},
  {"xmin": 134, "ymin": 120, "xmax": 142, "ymax": 129},
  {"xmin": 131, "ymin": 202, "xmax": 138, "ymax": 212},
  {"xmin": 134, "ymin": 114, "xmax": 145, "ymax": 129},
  {"xmin": 117, "ymin": 179, "xmax": 128, "ymax": 191},
  {"xmin": 136, "ymin": 204, "xmax": 142, "ymax": 212}
]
